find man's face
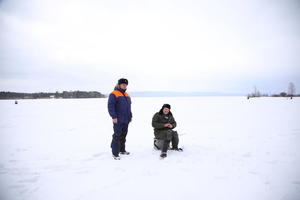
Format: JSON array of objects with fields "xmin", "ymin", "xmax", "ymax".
[
  {"xmin": 119, "ymin": 84, "xmax": 127, "ymax": 90},
  {"xmin": 163, "ymin": 108, "xmax": 170, "ymax": 115}
]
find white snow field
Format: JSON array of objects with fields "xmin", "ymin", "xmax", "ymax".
[{"xmin": 0, "ymin": 97, "xmax": 300, "ymax": 200}]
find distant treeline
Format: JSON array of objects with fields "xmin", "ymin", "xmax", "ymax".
[
  {"xmin": 247, "ymin": 92, "xmax": 300, "ymax": 98},
  {"xmin": 270, "ymin": 92, "xmax": 300, "ymax": 97},
  {"xmin": 0, "ymin": 91, "xmax": 106, "ymax": 99},
  {"xmin": 247, "ymin": 82, "xmax": 299, "ymax": 99}
]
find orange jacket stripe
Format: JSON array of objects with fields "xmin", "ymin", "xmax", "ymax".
[{"xmin": 112, "ymin": 90, "xmax": 129, "ymax": 97}]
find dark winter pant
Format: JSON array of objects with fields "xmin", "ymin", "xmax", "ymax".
[
  {"xmin": 111, "ymin": 123, "xmax": 129, "ymax": 156},
  {"xmin": 158, "ymin": 131, "xmax": 179, "ymax": 153}
]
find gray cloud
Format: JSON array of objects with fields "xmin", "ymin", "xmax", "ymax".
[{"xmin": 0, "ymin": 0, "xmax": 299, "ymax": 94}]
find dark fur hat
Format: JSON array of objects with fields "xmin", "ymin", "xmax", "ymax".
[{"xmin": 159, "ymin": 104, "xmax": 172, "ymax": 115}]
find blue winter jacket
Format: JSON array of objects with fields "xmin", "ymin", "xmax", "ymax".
[{"xmin": 108, "ymin": 87, "xmax": 132, "ymax": 124}]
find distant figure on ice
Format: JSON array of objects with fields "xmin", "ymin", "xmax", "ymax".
[
  {"xmin": 152, "ymin": 104, "xmax": 183, "ymax": 158},
  {"xmin": 108, "ymin": 78, "xmax": 132, "ymax": 160}
]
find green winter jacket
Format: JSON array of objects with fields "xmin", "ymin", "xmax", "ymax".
[{"xmin": 152, "ymin": 112, "xmax": 177, "ymax": 140}]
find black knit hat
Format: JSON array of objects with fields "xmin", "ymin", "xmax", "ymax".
[
  {"xmin": 118, "ymin": 78, "xmax": 128, "ymax": 85},
  {"xmin": 162, "ymin": 104, "xmax": 171, "ymax": 110}
]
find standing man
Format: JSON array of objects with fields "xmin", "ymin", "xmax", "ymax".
[{"xmin": 108, "ymin": 78, "xmax": 132, "ymax": 160}]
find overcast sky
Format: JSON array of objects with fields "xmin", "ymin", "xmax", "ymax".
[{"xmin": 0, "ymin": 0, "xmax": 299, "ymax": 94}]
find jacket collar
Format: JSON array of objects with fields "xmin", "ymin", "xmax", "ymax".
[{"xmin": 114, "ymin": 87, "xmax": 127, "ymax": 94}]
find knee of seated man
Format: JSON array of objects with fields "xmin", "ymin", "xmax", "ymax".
[{"xmin": 166, "ymin": 131, "xmax": 173, "ymax": 140}]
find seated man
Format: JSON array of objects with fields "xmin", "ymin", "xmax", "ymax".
[{"xmin": 152, "ymin": 104, "xmax": 182, "ymax": 158}]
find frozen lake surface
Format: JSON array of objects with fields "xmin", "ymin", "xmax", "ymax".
[{"xmin": 0, "ymin": 97, "xmax": 300, "ymax": 200}]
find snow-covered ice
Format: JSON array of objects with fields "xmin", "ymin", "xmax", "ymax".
[{"xmin": 0, "ymin": 97, "xmax": 300, "ymax": 200}]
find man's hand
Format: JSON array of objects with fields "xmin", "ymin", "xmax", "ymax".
[
  {"xmin": 164, "ymin": 123, "xmax": 173, "ymax": 128},
  {"xmin": 112, "ymin": 118, "xmax": 118, "ymax": 124}
]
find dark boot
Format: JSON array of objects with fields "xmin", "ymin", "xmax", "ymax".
[
  {"xmin": 160, "ymin": 152, "xmax": 167, "ymax": 158},
  {"xmin": 120, "ymin": 151, "xmax": 130, "ymax": 155},
  {"xmin": 171, "ymin": 147, "xmax": 183, "ymax": 151}
]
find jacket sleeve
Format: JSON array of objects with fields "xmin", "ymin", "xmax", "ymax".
[
  {"xmin": 170, "ymin": 116, "xmax": 177, "ymax": 129},
  {"xmin": 108, "ymin": 93, "xmax": 117, "ymax": 119},
  {"xmin": 152, "ymin": 113, "xmax": 165, "ymax": 129},
  {"xmin": 129, "ymin": 97, "xmax": 132, "ymax": 119}
]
